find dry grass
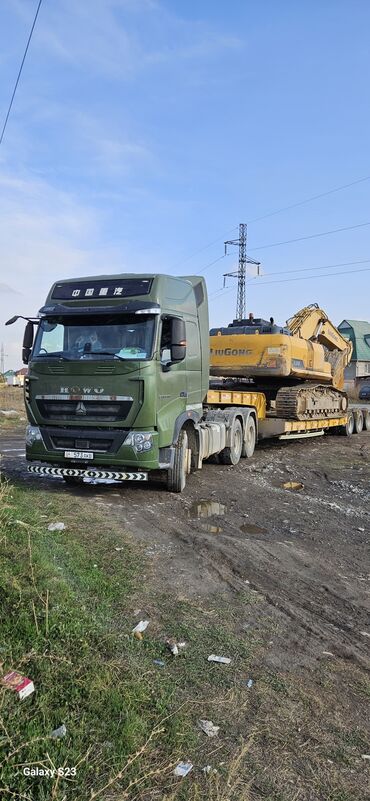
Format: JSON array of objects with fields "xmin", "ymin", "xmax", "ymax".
[
  {"xmin": 0, "ymin": 385, "xmax": 25, "ymax": 414},
  {"xmin": 0, "ymin": 385, "xmax": 26, "ymax": 430}
]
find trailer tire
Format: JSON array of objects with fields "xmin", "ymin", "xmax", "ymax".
[
  {"xmin": 167, "ymin": 429, "xmax": 188, "ymax": 492},
  {"xmin": 242, "ymin": 415, "xmax": 256, "ymax": 458},
  {"xmin": 219, "ymin": 418, "xmax": 243, "ymax": 465},
  {"xmin": 340, "ymin": 411, "xmax": 354, "ymax": 436},
  {"xmin": 364, "ymin": 409, "xmax": 370, "ymax": 431},
  {"xmin": 353, "ymin": 409, "xmax": 364, "ymax": 433}
]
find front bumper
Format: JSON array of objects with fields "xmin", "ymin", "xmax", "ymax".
[
  {"xmin": 28, "ymin": 464, "xmax": 148, "ymax": 481},
  {"xmin": 26, "ymin": 426, "xmax": 162, "ymax": 471}
]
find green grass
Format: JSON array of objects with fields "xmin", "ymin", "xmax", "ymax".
[
  {"xmin": 0, "ymin": 481, "xmax": 194, "ymax": 800},
  {"xmin": 0, "ymin": 479, "xmax": 261, "ymax": 801}
]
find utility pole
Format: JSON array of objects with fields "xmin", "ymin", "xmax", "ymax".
[
  {"xmin": 224, "ymin": 223, "xmax": 261, "ymax": 321},
  {"xmin": 0, "ymin": 342, "xmax": 5, "ymax": 377}
]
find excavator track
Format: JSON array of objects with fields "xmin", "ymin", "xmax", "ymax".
[{"xmin": 275, "ymin": 383, "xmax": 348, "ymax": 421}]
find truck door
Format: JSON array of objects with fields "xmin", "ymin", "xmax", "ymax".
[
  {"xmin": 185, "ymin": 320, "xmax": 202, "ymax": 409},
  {"xmin": 156, "ymin": 316, "xmax": 187, "ymax": 447}
]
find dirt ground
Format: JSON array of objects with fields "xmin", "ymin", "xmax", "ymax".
[{"xmin": 1, "ymin": 428, "xmax": 369, "ymax": 674}]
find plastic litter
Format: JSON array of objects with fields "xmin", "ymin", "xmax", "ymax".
[
  {"xmin": 1, "ymin": 671, "xmax": 34, "ymax": 700},
  {"xmin": 153, "ymin": 659, "xmax": 165, "ymax": 667},
  {"xmin": 207, "ymin": 654, "xmax": 231, "ymax": 665},
  {"xmin": 198, "ymin": 719, "xmax": 219, "ymax": 737},
  {"xmin": 114, "ymin": 547, "xmax": 124, "ymax": 551},
  {"xmin": 203, "ymin": 765, "xmax": 218, "ymax": 775},
  {"xmin": 360, "ymin": 631, "xmax": 370, "ymax": 637},
  {"xmin": 246, "ymin": 679, "xmax": 253, "ymax": 688},
  {"xmin": 47, "ymin": 522, "xmax": 66, "ymax": 532},
  {"xmin": 174, "ymin": 761, "xmax": 193, "ymax": 777},
  {"xmin": 282, "ymin": 481, "xmax": 304, "ymax": 491},
  {"xmin": 50, "ymin": 724, "xmax": 67, "ymax": 739},
  {"xmin": 166, "ymin": 638, "xmax": 179, "ymax": 656},
  {"xmin": 132, "ymin": 620, "xmax": 149, "ymax": 634},
  {"xmin": 322, "ymin": 651, "xmax": 334, "ymax": 656},
  {"xmin": 362, "ymin": 754, "xmax": 370, "ymax": 760}
]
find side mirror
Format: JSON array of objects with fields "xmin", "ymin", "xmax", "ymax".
[
  {"xmin": 170, "ymin": 318, "xmax": 186, "ymax": 363},
  {"xmin": 22, "ymin": 321, "xmax": 34, "ymax": 365}
]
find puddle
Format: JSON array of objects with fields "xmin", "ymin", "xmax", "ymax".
[
  {"xmin": 200, "ymin": 524, "xmax": 223, "ymax": 534},
  {"xmin": 240, "ymin": 523, "xmax": 268, "ymax": 535},
  {"xmin": 282, "ymin": 481, "xmax": 304, "ymax": 491},
  {"xmin": 189, "ymin": 500, "xmax": 226, "ymax": 519}
]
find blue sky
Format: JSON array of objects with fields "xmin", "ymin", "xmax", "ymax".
[{"xmin": 1, "ymin": 0, "xmax": 370, "ymax": 368}]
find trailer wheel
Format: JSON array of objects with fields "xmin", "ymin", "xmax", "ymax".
[
  {"xmin": 364, "ymin": 410, "xmax": 370, "ymax": 431},
  {"xmin": 167, "ymin": 429, "xmax": 188, "ymax": 492},
  {"xmin": 219, "ymin": 418, "xmax": 243, "ymax": 465},
  {"xmin": 242, "ymin": 415, "xmax": 256, "ymax": 458},
  {"xmin": 340, "ymin": 411, "xmax": 354, "ymax": 436},
  {"xmin": 353, "ymin": 409, "xmax": 364, "ymax": 433}
]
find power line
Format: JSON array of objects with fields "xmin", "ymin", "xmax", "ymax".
[
  {"xmin": 209, "ymin": 264, "xmax": 370, "ymax": 299},
  {"xmin": 250, "ymin": 257, "xmax": 370, "ymax": 279},
  {"xmin": 0, "ymin": 0, "xmax": 43, "ymax": 146},
  {"xmin": 174, "ymin": 172, "xmax": 370, "ymax": 271},
  {"xmin": 246, "ymin": 175, "xmax": 370, "ymax": 225},
  {"xmin": 172, "ymin": 226, "xmax": 238, "ymax": 270},
  {"xmin": 248, "ymin": 221, "xmax": 370, "ymax": 252},
  {"xmin": 200, "ymin": 254, "xmax": 227, "ymax": 274},
  {"xmin": 211, "ymin": 257, "xmax": 370, "ymax": 285}
]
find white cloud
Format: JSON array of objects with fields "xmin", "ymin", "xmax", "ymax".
[
  {"xmin": 0, "ymin": 168, "xmax": 126, "ymax": 369},
  {"xmin": 11, "ymin": 0, "xmax": 242, "ymax": 78}
]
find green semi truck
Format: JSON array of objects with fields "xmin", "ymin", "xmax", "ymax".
[
  {"xmin": 6, "ymin": 273, "xmax": 367, "ymax": 492},
  {"xmin": 6, "ymin": 273, "xmax": 261, "ymax": 491}
]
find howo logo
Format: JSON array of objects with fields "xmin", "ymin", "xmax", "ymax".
[{"xmin": 60, "ymin": 386, "xmax": 105, "ymax": 394}]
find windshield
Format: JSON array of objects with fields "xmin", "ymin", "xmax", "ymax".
[{"xmin": 32, "ymin": 315, "xmax": 156, "ymax": 360}]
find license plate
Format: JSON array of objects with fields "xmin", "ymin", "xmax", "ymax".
[{"xmin": 64, "ymin": 450, "xmax": 94, "ymax": 460}]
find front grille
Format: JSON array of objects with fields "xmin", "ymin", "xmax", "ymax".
[
  {"xmin": 41, "ymin": 427, "xmax": 128, "ymax": 454},
  {"xmin": 36, "ymin": 399, "xmax": 132, "ymax": 422},
  {"xmin": 51, "ymin": 436, "xmax": 114, "ymax": 452}
]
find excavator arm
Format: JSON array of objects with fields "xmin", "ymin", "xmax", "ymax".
[
  {"xmin": 286, "ymin": 303, "xmax": 353, "ymax": 388},
  {"xmin": 287, "ymin": 304, "xmax": 351, "ymax": 353}
]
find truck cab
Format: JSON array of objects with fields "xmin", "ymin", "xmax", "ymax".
[{"xmin": 19, "ymin": 274, "xmax": 209, "ymax": 489}]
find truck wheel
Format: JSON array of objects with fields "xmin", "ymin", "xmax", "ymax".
[
  {"xmin": 340, "ymin": 411, "xmax": 354, "ymax": 436},
  {"xmin": 167, "ymin": 429, "xmax": 188, "ymax": 492},
  {"xmin": 353, "ymin": 409, "xmax": 364, "ymax": 433},
  {"xmin": 242, "ymin": 416, "xmax": 256, "ymax": 458},
  {"xmin": 364, "ymin": 410, "xmax": 370, "ymax": 431},
  {"xmin": 219, "ymin": 418, "xmax": 243, "ymax": 465}
]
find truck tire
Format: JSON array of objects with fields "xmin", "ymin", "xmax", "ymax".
[
  {"xmin": 364, "ymin": 409, "xmax": 370, "ymax": 431},
  {"xmin": 340, "ymin": 411, "xmax": 354, "ymax": 436},
  {"xmin": 353, "ymin": 409, "xmax": 364, "ymax": 433},
  {"xmin": 167, "ymin": 429, "xmax": 188, "ymax": 492},
  {"xmin": 219, "ymin": 418, "xmax": 243, "ymax": 465},
  {"xmin": 242, "ymin": 415, "xmax": 256, "ymax": 459}
]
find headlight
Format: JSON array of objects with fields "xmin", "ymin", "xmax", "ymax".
[
  {"xmin": 125, "ymin": 431, "xmax": 153, "ymax": 453},
  {"xmin": 25, "ymin": 425, "xmax": 43, "ymax": 446}
]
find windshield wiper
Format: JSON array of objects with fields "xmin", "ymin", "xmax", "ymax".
[
  {"xmin": 37, "ymin": 353, "xmax": 72, "ymax": 361},
  {"xmin": 81, "ymin": 351, "xmax": 125, "ymax": 361}
]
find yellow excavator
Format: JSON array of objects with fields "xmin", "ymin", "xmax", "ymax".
[{"xmin": 209, "ymin": 303, "xmax": 353, "ymax": 420}]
